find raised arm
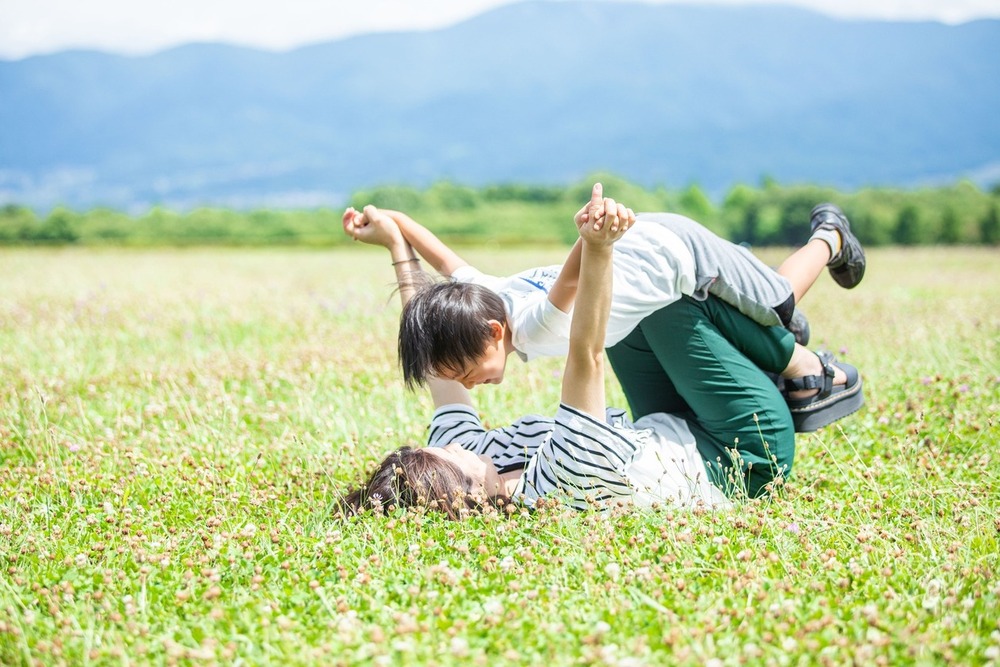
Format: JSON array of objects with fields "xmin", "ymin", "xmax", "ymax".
[
  {"xmin": 375, "ymin": 209, "xmax": 469, "ymax": 277},
  {"xmin": 343, "ymin": 205, "xmax": 421, "ymax": 294},
  {"xmin": 547, "ymin": 183, "xmax": 635, "ymax": 314},
  {"xmin": 342, "ymin": 205, "xmax": 474, "ymax": 409},
  {"xmin": 559, "ymin": 195, "xmax": 628, "ymax": 418}
]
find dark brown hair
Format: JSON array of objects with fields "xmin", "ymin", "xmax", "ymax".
[
  {"xmin": 341, "ymin": 447, "xmax": 496, "ymax": 520},
  {"xmin": 399, "ymin": 281, "xmax": 508, "ymax": 389}
]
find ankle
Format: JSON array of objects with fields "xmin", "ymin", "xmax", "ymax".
[
  {"xmin": 782, "ymin": 350, "xmax": 847, "ymax": 388},
  {"xmin": 810, "ymin": 228, "xmax": 841, "ymax": 261},
  {"xmin": 781, "ymin": 347, "xmax": 821, "ymax": 379}
]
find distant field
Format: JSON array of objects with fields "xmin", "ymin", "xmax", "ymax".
[{"xmin": 1, "ymin": 246, "xmax": 998, "ymax": 665}]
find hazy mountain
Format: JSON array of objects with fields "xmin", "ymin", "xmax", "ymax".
[{"xmin": 1, "ymin": 1, "xmax": 998, "ymax": 210}]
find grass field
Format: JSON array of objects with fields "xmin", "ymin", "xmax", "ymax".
[{"xmin": 1, "ymin": 246, "xmax": 998, "ymax": 665}]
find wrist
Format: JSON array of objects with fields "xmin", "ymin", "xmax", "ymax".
[
  {"xmin": 390, "ymin": 241, "xmax": 418, "ymax": 263},
  {"xmin": 387, "ymin": 237, "xmax": 409, "ymax": 255},
  {"xmin": 581, "ymin": 240, "xmax": 615, "ymax": 255}
]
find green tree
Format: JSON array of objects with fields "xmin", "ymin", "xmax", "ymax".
[
  {"xmin": 719, "ymin": 184, "xmax": 758, "ymax": 239},
  {"xmin": 777, "ymin": 195, "xmax": 818, "ymax": 246},
  {"xmin": 35, "ymin": 208, "xmax": 79, "ymax": 244},
  {"xmin": 741, "ymin": 203, "xmax": 761, "ymax": 245},
  {"xmin": 937, "ymin": 207, "xmax": 960, "ymax": 245},
  {"xmin": 482, "ymin": 184, "xmax": 563, "ymax": 203},
  {"xmin": 678, "ymin": 184, "xmax": 714, "ymax": 223},
  {"xmin": 0, "ymin": 204, "xmax": 37, "ymax": 242},
  {"xmin": 428, "ymin": 181, "xmax": 478, "ymax": 210},
  {"xmin": 722, "ymin": 184, "xmax": 757, "ymax": 213},
  {"xmin": 893, "ymin": 205, "xmax": 921, "ymax": 246},
  {"xmin": 980, "ymin": 204, "xmax": 1000, "ymax": 245}
]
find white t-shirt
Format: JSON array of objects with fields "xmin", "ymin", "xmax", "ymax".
[
  {"xmin": 452, "ymin": 221, "xmax": 697, "ymax": 361},
  {"xmin": 626, "ymin": 412, "xmax": 731, "ymax": 510}
]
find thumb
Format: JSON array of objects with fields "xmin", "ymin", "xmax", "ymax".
[
  {"xmin": 590, "ymin": 182, "xmax": 603, "ymax": 208},
  {"xmin": 362, "ymin": 205, "xmax": 382, "ymax": 225},
  {"xmin": 589, "ymin": 182, "xmax": 605, "ymax": 226}
]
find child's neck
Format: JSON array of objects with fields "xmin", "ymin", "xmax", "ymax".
[{"xmin": 503, "ymin": 318, "xmax": 517, "ymax": 357}]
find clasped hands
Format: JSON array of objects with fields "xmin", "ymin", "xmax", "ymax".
[
  {"xmin": 343, "ymin": 182, "xmax": 637, "ymax": 248},
  {"xmin": 574, "ymin": 182, "xmax": 636, "ymax": 247}
]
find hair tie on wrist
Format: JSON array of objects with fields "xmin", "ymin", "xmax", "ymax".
[{"xmin": 392, "ymin": 258, "xmax": 419, "ymax": 266}]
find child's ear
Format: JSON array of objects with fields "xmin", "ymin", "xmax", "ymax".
[{"xmin": 487, "ymin": 320, "xmax": 505, "ymax": 343}]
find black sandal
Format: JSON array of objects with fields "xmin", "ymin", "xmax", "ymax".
[{"xmin": 783, "ymin": 351, "xmax": 864, "ymax": 432}]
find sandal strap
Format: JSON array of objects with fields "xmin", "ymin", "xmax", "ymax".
[{"xmin": 783, "ymin": 352, "xmax": 837, "ymax": 397}]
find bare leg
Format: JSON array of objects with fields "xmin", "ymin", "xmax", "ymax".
[
  {"xmin": 776, "ymin": 238, "xmax": 833, "ymax": 304},
  {"xmin": 775, "ymin": 228, "xmax": 851, "ymax": 395}
]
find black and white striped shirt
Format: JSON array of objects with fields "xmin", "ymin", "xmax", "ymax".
[
  {"xmin": 428, "ymin": 403, "xmax": 730, "ymax": 511},
  {"xmin": 428, "ymin": 403, "xmax": 649, "ymax": 511}
]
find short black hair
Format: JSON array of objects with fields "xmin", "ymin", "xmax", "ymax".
[{"xmin": 399, "ymin": 281, "xmax": 507, "ymax": 389}]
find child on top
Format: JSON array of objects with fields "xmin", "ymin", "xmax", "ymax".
[{"xmin": 343, "ymin": 184, "xmax": 865, "ymax": 432}]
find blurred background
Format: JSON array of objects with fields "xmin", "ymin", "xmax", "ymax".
[{"xmin": 1, "ymin": 0, "xmax": 998, "ymax": 245}]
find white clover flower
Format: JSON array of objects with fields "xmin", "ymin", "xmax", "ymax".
[
  {"xmin": 923, "ymin": 578, "xmax": 944, "ymax": 611},
  {"xmin": 483, "ymin": 598, "xmax": 503, "ymax": 616},
  {"xmin": 450, "ymin": 637, "xmax": 469, "ymax": 657}
]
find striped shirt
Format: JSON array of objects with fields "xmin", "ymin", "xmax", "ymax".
[{"xmin": 427, "ymin": 403, "xmax": 729, "ymax": 511}]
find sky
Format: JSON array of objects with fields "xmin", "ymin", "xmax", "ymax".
[{"xmin": 2, "ymin": 0, "xmax": 1000, "ymax": 60}]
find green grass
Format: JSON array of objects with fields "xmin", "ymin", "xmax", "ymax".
[{"xmin": 1, "ymin": 246, "xmax": 998, "ymax": 666}]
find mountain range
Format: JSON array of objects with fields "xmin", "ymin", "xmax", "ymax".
[{"xmin": 1, "ymin": 1, "xmax": 998, "ymax": 211}]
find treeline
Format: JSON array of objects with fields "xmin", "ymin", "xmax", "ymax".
[{"xmin": 2, "ymin": 175, "xmax": 998, "ymax": 247}]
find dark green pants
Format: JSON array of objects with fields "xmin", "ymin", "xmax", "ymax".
[{"xmin": 606, "ymin": 296, "xmax": 796, "ymax": 498}]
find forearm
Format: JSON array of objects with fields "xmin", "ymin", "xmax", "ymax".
[
  {"xmin": 569, "ymin": 243, "xmax": 613, "ymax": 359},
  {"xmin": 386, "ymin": 236, "xmax": 475, "ymax": 408},
  {"xmin": 547, "ymin": 238, "xmax": 582, "ymax": 314},
  {"xmin": 560, "ymin": 242, "xmax": 614, "ymax": 417},
  {"xmin": 384, "ymin": 209, "xmax": 469, "ymax": 276},
  {"xmin": 428, "ymin": 377, "xmax": 474, "ymax": 408},
  {"xmin": 388, "ymin": 240, "xmax": 424, "ymax": 307}
]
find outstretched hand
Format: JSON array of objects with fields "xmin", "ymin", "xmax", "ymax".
[
  {"xmin": 575, "ymin": 183, "xmax": 634, "ymax": 246},
  {"xmin": 342, "ymin": 205, "xmax": 405, "ymax": 249},
  {"xmin": 574, "ymin": 182, "xmax": 636, "ymax": 236}
]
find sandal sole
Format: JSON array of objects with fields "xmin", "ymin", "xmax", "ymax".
[{"xmin": 788, "ymin": 377, "xmax": 865, "ymax": 433}]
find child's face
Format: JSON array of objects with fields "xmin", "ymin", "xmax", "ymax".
[
  {"xmin": 443, "ymin": 340, "xmax": 508, "ymax": 389},
  {"xmin": 438, "ymin": 321, "xmax": 509, "ymax": 389}
]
